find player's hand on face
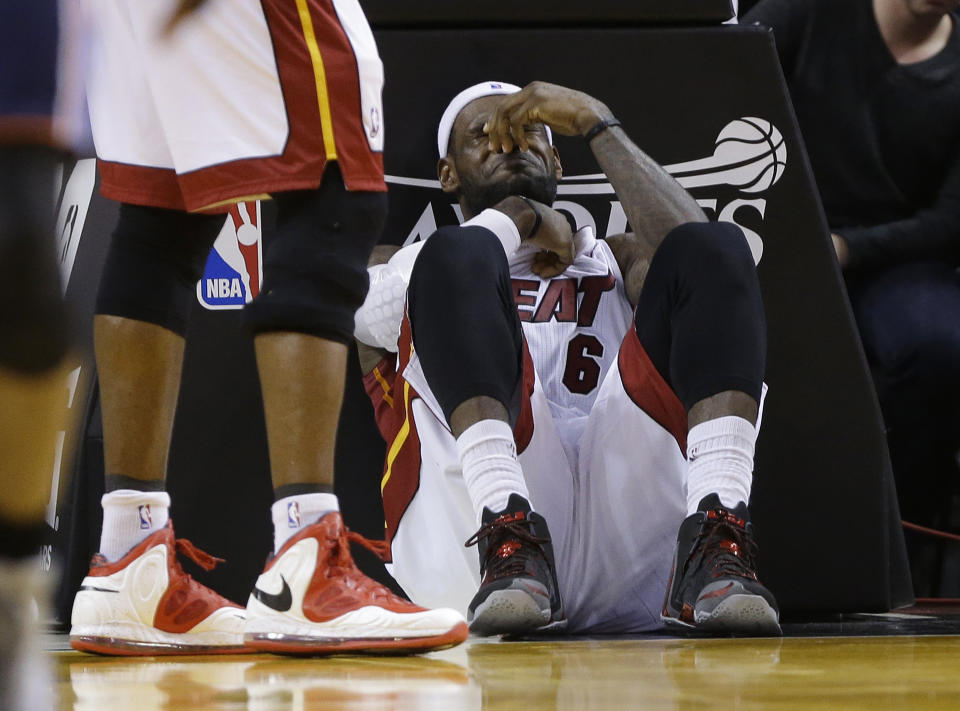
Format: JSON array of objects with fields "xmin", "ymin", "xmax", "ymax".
[{"xmin": 484, "ymin": 81, "xmax": 611, "ymax": 153}]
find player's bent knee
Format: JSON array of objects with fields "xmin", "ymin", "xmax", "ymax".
[
  {"xmin": 245, "ymin": 188, "xmax": 386, "ymax": 343},
  {"xmin": 661, "ymin": 221, "xmax": 756, "ymax": 280},
  {"xmin": 412, "ymin": 226, "xmax": 508, "ymax": 295},
  {"xmin": 95, "ymin": 203, "xmax": 224, "ymax": 336}
]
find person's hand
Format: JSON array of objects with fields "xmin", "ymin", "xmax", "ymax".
[
  {"xmin": 492, "ymin": 196, "xmax": 574, "ymax": 277},
  {"xmin": 831, "ymin": 233, "xmax": 849, "ymax": 268},
  {"xmin": 531, "ymin": 250, "xmax": 568, "ymax": 279},
  {"xmin": 522, "ymin": 198, "xmax": 575, "ymax": 278},
  {"xmin": 484, "ymin": 81, "xmax": 613, "ymax": 153}
]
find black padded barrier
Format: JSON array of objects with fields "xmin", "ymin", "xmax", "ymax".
[
  {"xmin": 369, "ymin": 24, "xmax": 912, "ymax": 614},
  {"xmin": 50, "ymin": 21, "xmax": 911, "ymax": 623}
]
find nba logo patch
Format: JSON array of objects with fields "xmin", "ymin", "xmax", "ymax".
[
  {"xmin": 287, "ymin": 501, "xmax": 301, "ymax": 528},
  {"xmin": 138, "ymin": 504, "xmax": 152, "ymax": 530},
  {"xmin": 197, "ymin": 201, "xmax": 263, "ymax": 310}
]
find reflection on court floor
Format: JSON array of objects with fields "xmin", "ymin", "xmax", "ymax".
[{"xmin": 58, "ymin": 635, "xmax": 960, "ymax": 710}]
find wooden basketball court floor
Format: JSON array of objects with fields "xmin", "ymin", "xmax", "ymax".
[{"xmin": 48, "ymin": 609, "xmax": 960, "ymax": 710}]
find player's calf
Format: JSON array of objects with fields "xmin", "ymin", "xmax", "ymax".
[
  {"xmin": 465, "ymin": 493, "xmax": 566, "ymax": 636},
  {"xmin": 661, "ymin": 493, "xmax": 781, "ymax": 635}
]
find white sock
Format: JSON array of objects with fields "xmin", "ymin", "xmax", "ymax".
[
  {"xmin": 685, "ymin": 416, "xmax": 756, "ymax": 515},
  {"xmin": 456, "ymin": 419, "xmax": 530, "ymax": 523},
  {"xmin": 271, "ymin": 492, "xmax": 339, "ymax": 554},
  {"xmin": 99, "ymin": 489, "xmax": 171, "ymax": 562}
]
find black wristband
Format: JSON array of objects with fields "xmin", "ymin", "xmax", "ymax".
[
  {"xmin": 519, "ymin": 196, "xmax": 542, "ymax": 239},
  {"xmin": 584, "ymin": 117, "xmax": 621, "ymax": 143}
]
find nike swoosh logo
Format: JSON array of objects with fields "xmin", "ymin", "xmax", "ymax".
[
  {"xmin": 79, "ymin": 585, "xmax": 120, "ymax": 594},
  {"xmin": 253, "ymin": 575, "xmax": 292, "ymax": 612}
]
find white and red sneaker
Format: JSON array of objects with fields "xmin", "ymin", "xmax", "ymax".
[
  {"xmin": 70, "ymin": 521, "xmax": 249, "ymax": 655},
  {"xmin": 244, "ymin": 511, "xmax": 468, "ymax": 654}
]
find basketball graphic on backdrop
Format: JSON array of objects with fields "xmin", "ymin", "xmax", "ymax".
[{"xmin": 712, "ymin": 117, "xmax": 786, "ymax": 193}]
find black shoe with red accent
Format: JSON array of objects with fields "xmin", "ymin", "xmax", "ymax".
[
  {"xmin": 661, "ymin": 494, "xmax": 781, "ymax": 635},
  {"xmin": 465, "ymin": 494, "xmax": 566, "ymax": 636}
]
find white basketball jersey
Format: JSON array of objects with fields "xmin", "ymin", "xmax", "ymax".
[{"xmin": 509, "ymin": 227, "xmax": 634, "ymax": 442}]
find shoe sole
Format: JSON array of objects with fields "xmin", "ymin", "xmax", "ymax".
[
  {"xmin": 696, "ymin": 593, "xmax": 781, "ymax": 635},
  {"xmin": 70, "ymin": 635, "xmax": 252, "ymax": 656},
  {"xmin": 243, "ymin": 621, "xmax": 468, "ymax": 655},
  {"xmin": 469, "ymin": 589, "xmax": 553, "ymax": 636},
  {"xmin": 661, "ymin": 594, "xmax": 781, "ymax": 636}
]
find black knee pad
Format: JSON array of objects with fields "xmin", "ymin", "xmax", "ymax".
[
  {"xmin": 95, "ymin": 203, "xmax": 223, "ymax": 336},
  {"xmin": 413, "ymin": 224, "xmax": 510, "ymax": 287},
  {"xmin": 245, "ymin": 165, "xmax": 386, "ymax": 344},
  {"xmin": 636, "ymin": 221, "xmax": 765, "ymax": 409},
  {"xmin": 0, "ymin": 146, "xmax": 69, "ymax": 372},
  {"xmin": 409, "ymin": 226, "xmax": 523, "ymax": 424},
  {"xmin": 656, "ymin": 221, "xmax": 757, "ymax": 283}
]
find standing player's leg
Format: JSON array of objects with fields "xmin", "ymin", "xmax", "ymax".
[
  {"xmin": 0, "ymin": 1, "xmax": 71, "ymax": 703},
  {"xmin": 0, "ymin": 146, "xmax": 69, "ymax": 711},
  {"xmin": 632, "ymin": 221, "xmax": 779, "ymax": 634},
  {"xmin": 69, "ymin": 0, "xmax": 251, "ymax": 656},
  {"xmin": 241, "ymin": 167, "xmax": 467, "ymax": 654},
  {"xmin": 69, "ymin": 205, "xmax": 251, "ymax": 655},
  {"xmin": 406, "ymin": 225, "xmax": 565, "ymax": 635}
]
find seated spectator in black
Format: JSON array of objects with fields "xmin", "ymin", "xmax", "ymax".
[{"xmin": 745, "ymin": 0, "xmax": 960, "ymax": 590}]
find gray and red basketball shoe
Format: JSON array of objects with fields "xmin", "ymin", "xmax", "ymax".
[
  {"xmin": 465, "ymin": 494, "xmax": 565, "ymax": 635},
  {"xmin": 662, "ymin": 494, "xmax": 781, "ymax": 635}
]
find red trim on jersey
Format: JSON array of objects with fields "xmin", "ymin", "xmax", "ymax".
[
  {"xmin": 98, "ymin": 0, "xmax": 385, "ymax": 212},
  {"xmin": 618, "ymin": 324, "xmax": 688, "ymax": 455},
  {"xmin": 514, "ymin": 339, "xmax": 536, "ymax": 454}
]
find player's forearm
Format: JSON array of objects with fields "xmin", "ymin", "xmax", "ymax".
[{"xmin": 590, "ymin": 126, "xmax": 706, "ymax": 251}]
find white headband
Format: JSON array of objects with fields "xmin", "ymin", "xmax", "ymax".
[{"xmin": 437, "ymin": 81, "xmax": 553, "ymax": 157}]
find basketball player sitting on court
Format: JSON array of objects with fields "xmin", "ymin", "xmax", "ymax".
[{"xmin": 354, "ymin": 81, "xmax": 781, "ymax": 635}]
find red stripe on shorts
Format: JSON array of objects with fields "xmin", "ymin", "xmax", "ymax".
[
  {"xmin": 99, "ymin": 0, "xmax": 384, "ymax": 212},
  {"xmin": 372, "ymin": 312, "xmax": 422, "ymax": 548},
  {"xmin": 514, "ymin": 340, "xmax": 536, "ymax": 454},
  {"xmin": 618, "ymin": 324, "xmax": 688, "ymax": 455}
]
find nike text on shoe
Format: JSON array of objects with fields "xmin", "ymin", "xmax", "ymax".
[
  {"xmin": 244, "ymin": 511, "xmax": 468, "ymax": 654},
  {"xmin": 70, "ymin": 521, "xmax": 249, "ymax": 655},
  {"xmin": 465, "ymin": 493, "xmax": 565, "ymax": 636},
  {"xmin": 661, "ymin": 493, "xmax": 781, "ymax": 635}
]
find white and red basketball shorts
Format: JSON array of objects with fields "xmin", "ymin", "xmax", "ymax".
[
  {"xmin": 365, "ymin": 321, "xmax": 690, "ymax": 634},
  {"xmin": 85, "ymin": 0, "xmax": 385, "ymax": 212}
]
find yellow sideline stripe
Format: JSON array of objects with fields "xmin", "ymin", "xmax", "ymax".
[
  {"xmin": 372, "ymin": 366, "xmax": 394, "ymax": 408},
  {"xmin": 381, "ymin": 379, "xmax": 411, "ymax": 494},
  {"xmin": 294, "ymin": 0, "xmax": 337, "ymax": 160}
]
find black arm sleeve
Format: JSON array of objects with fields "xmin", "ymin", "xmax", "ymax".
[{"xmin": 836, "ymin": 149, "xmax": 960, "ymax": 271}]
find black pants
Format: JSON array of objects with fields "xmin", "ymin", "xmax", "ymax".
[{"xmin": 849, "ymin": 261, "xmax": 960, "ymax": 526}]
